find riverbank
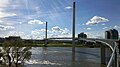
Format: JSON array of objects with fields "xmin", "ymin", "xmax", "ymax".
[{"xmin": 0, "ymin": 43, "xmax": 100, "ymax": 48}]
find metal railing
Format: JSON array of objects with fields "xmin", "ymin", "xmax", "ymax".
[
  {"xmin": 96, "ymin": 40, "xmax": 118, "ymax": 67},
  {"xmin": 79, "ymin": 38, "xmax": 119, "ymax": 67},
  {"xmin": 108, "ymin": 42, "xmax": 118, "ymax": 67}
]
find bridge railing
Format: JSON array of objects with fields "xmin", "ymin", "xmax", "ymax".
[
  {"xmin": 79, "ymin": 38, "xmax": 119, "ymax": 67},
  {"xmin": 107, "ymin": 42, "xmax": 117, "ymax": 67},
  {"xmin": 48, "ymin": 37, "xmax": 119, "ymax": 67}
]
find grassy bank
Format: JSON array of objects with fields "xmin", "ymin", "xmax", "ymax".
[{"xmin": 0, "ymin": 43, "xmax": 101, "ymax": 48}]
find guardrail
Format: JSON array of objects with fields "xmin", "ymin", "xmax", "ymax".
[
  {"xmin": 107, "ymin": 42, "xmax": 117, "ymax": 67},
  {"xmin": 79, "ymin": 38, "xmax": 119, "ymax": 67},
  {"xmin": 96, "ymin": 40, "xmax": 118, "ymax": 67}
]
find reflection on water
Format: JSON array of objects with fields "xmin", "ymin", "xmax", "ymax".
[
  {"xmin": 0, "ymin": 47, "xmax": 103, "ymax": 67},
  {"xmin": 24, "ymin": 47, "xmax": 101, "ymax": 67},
  {"xmin": 25, "ymin": 60, "xmax": 61, "ymax": 65}
]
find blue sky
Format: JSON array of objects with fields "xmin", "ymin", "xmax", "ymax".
[{"xmin": 0, "ymin": 0, "xmax": 120, "ymax": 39}]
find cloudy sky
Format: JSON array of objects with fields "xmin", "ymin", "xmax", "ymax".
[{"xmin": 0, "ymin": 0, "xmax": 120, "ymax": 39}]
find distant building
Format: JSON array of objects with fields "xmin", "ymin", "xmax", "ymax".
[
  {"xmin": 105, "ymin": 29, "xmax": 119, "ymax": 39},
  {"xmin": 78, "ymin": 32, "xmax": 87, "ymax": 39},
  {"xmin": 5, "ymin": 36, "xmax": 21, "ymax": 41},
  {"xmin": 78, "ymin": 32, "xmax": 87, "ymax": 44},
  {"xmin": 105, "ymin": 31, "xmax": 111, "ymax": 39}
]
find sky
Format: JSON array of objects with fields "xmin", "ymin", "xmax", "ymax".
[{"xmin": 0, "ymin": 0, "xmax": 120, "ymax": 39}]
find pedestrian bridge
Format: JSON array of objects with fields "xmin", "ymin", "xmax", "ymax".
[{"xmin": 47, "ymin": 37, "xmax": 119, "ymax": 67}]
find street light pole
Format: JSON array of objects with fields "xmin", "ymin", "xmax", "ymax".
[{"xmin": 72, "ymin": 1, "xmax": 76, "ymax": 61}]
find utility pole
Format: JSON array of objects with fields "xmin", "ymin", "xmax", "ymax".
[
  {"xmin": 72, "ymin": 0, "xmax": 76, "ymax": 61},
  {"xmin": 44, "ymin": 22, "xmax": 48, "ymax": 47}
]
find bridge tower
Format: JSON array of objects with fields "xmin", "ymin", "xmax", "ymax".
[
  {"xmin": 72, "ymin": 0, "xmax": 76, "ymax": 61},
  {"xmin": 44, "ymin": 22, "xmax": 48, "ymax": 47}
]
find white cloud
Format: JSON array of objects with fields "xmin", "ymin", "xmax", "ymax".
[
  {"xmin": 95, "ymin": 36, "xmax": 104, "ymax": 39},
  {"xmin": 1, "ymin": 25, "xmax": 71, "ymax": 39},
  {"xmin": 0, "ymin": 20, "xmax": 2, "ymax": 23},
  {"xmin": 86, "ymin": 16, "xmax": 109, "ymax": 25},
  {"xmin": 31, "ymin": 29, "xmax": 49, "ymax": 34},
  {"xmin": 28, "ymin": 19, "xmax": 45, "ymax": 25},
  {"xmin": 0, "ymin": 0, "xmax": 9, "ymax": 8},
  {"xmin": 0, "ymin": 25, "xmax": 15, "ymax": 30},
  {"xmin": 7, "ymin": 31, "xmax": 32, "ymax": 39},
  {"xmin": 31, "ymin": 29, "xmax": 46, "ymax": 35},
  {"xmin": 5, "ymin": 22, "xmax": 14, "ymax": 25},
  {"xmin": 19, "ymin": 22, "xmax": 23, "ymax": 24},
  {"xmin": 82, "ymin": 23, "xmax": 85, "ymax": 25},
  {"xmin": 5, "ymin": 26, "xmax": 15, "ymax": 29},
  {"xmin": 31, "ymin": 30, "xmax": 40, "ymax": 36},
  {"xmin": 30, "ymin": 29, "xmax": 50, "ymax": 39},
  {"xmin": 61, "ymin": 28, "xmax": 70, "ymax": 35},
  {"xmin": 29, "ymin": 26, "xmax": 71, "ymax": 39},
  {"xmin": 7, "ymin": 31, "xmax": 39, "ymax": 39},
  {"xmin": 102, "ymin": 23, "xmax": 106, "ymax": 26},
  {"xmin": 51, "ymin": 26, "xmax": 71, "ymax": 37},
  {"xmin": 86, "ymin": 32, "xmax": 104, "ymax": 38},
  {"xmin": 0, "ymin": 20, "xmax": 14, "ymax": 26},
  {"xmin": 113, "ymin": 25, "xmax": 120, "ymax": 29},
  {"xmin": 86, "ymin": 28, "xmax": 92, "ymax": 30},
  {"xmin": 0, "ymin": 0, "xmax": 17, "ymax": 25},
  {"xmin": 103, "ymin": 27, "xmax": 108, "ymax": 30},
  {"xmin": 0, "ymin": 25, "xmax": 5, "ymax": 30},
  {"xmin": 65, "ymin": 6, "xmax": 72, "ymax": 9},
  {"xmin": 51, "ymin": 26, "xmax": 62, "ymax": 33},
  {"xmin": 8, "ymin": 31, "xmax": 25, "ymax": 37},
  {"xmin": 0, "ymin": 12, "xmax": 17, "ymax": 18}
]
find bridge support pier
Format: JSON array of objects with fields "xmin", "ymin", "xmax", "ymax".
[
  {"xmin": 115, "ymin": 42, "xmax": 119, "ymax": 67},
  {"xmin": 114, "ymin": 49, "xmax": 117, "ymax": 67},
  {"xmin": 101, "ymin": 45, "xmax": 106, "ymax": 65}
]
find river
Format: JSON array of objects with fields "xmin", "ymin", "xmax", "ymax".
[{"xmin": 24, "ymin": 47, "xmax": 101, "ymax": 67}]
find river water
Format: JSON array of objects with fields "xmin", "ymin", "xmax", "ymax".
[{"xmin": 24, "ymin": 47, "xmax": 101, "ymax": 67}]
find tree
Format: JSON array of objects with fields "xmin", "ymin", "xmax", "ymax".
[{"xmin": 0, "ymin": 38, "xmax": 32, "ymax": 67}]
